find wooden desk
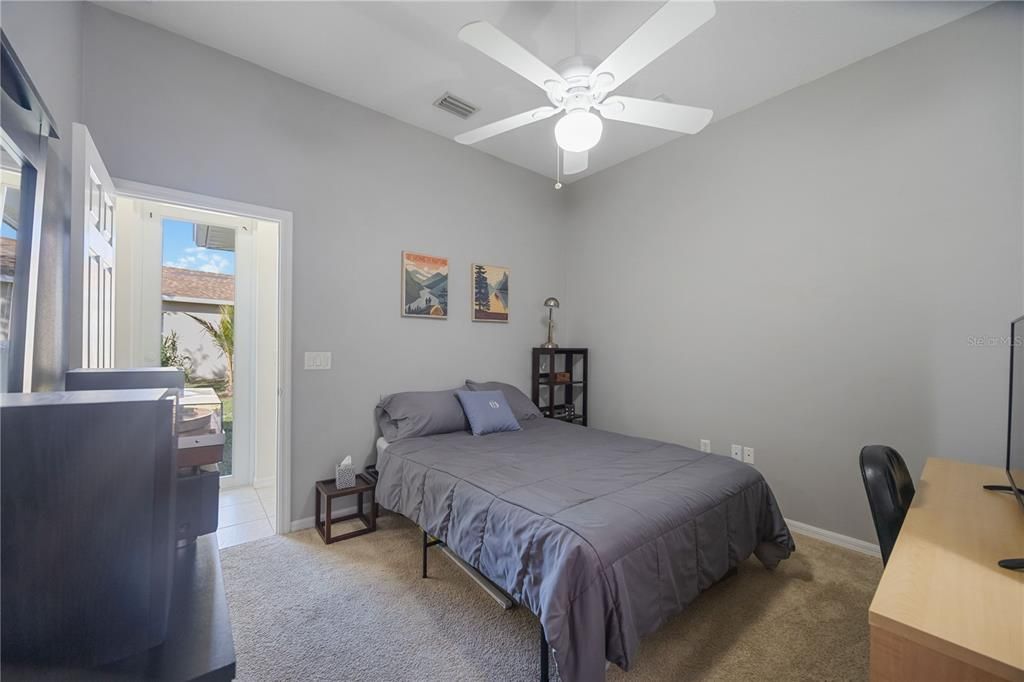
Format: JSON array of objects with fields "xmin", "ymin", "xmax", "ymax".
[{"xmin": 869, "ymin": 458, "xmax": 1024, "ymax": 682}]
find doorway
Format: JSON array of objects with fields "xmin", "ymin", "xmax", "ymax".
[
  {"xmin": 113, "ymin": 182, "xmax": 291, "ymax": 546},
  {"xmin": 159, "ymin": 209, "xmax": 244, "ymax": 481}
]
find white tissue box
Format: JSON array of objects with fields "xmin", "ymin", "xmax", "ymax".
[{"xmin": 335, "ymin": 460, "xmax": 356, "ymax": 489}]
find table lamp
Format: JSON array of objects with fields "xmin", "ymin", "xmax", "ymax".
[{"xmin": 542, "ymin": 297, "xmax": 560, "ymax": 348}]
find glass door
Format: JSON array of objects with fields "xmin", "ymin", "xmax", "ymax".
[{"xmin": 146, "ymin": 203, "xmax": 255, "ymax": 487}]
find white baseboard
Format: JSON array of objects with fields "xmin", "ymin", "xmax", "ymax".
[
  {"xmin": 785, "ymin": 518, "xmax": 881, "ymax": 558},
  {"xmin": 290, "ymin": 503, "xmax": 358, "ymax": 533}
]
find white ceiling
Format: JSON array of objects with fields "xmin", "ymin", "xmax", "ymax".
[{"xmin": 99, "ymin": 1, "xmax": 986, "ymax": 183}]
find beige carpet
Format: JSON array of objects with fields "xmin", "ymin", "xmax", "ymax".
[{"xmin": 220, "ymin": 514, "xmax": 881, "ymax": 681}]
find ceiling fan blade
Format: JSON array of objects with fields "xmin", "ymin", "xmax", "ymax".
[
  {"xmin": 563, "ymin": 150, "xmax": 588, "ymax": 175},
  {"xmin": 599, "ymin": 96, "xmax": 713, "ymax": 134},
  {"xmin": 458, "ymin": 21, "xmax": 567, "ymax": 92},
  {"xmin": 591, "ymin": 1, "xmax": 716, "ymax": 93},
  {"xmin": 455, "ymin": 106, "xmax": 559, "ymax": 145}
]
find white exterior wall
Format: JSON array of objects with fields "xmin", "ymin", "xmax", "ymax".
[{"xmin": 161, "ymin": 300, "xmax": 227, "ymax": 381}]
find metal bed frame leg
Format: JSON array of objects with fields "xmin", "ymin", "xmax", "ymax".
[
  {"xmin": 539, "ymin": 623, "xmax": 549, "ymax": 682},
  {"xmin": 422, "ymin": 530, "xmax": 428, "ymax": 578},
  {"xmin": 421, "ymin": 529, "xmax": 443, "ymax": 579},
  {"xmin": 419, "ymin": 522, "xmax": 544, "ymax": 671}
]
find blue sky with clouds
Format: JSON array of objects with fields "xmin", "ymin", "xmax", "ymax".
[{"xmin": 161, "ymin": 219, "xmax": 235, "ymax": 275}]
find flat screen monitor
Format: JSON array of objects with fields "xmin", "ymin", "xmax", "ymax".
[{"xmin": 1007, "ymin": 316, "xmax": 1024, "ymax": 513}]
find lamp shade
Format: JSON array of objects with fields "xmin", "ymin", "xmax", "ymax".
[
  {"xmin": 543, "ymin": 297, "xmax": 560, "ymax": 308},
  {"xmin": 554, "ymin": 111, "xmax": 603, "ymax": 153}
]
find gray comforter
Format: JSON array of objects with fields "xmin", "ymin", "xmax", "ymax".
[{"xmin": 376, "ymin": 418, "xmax": 794, "ymax": 681}]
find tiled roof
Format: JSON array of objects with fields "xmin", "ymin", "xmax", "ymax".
[{"xmin": 161, "ymin": 266, "xmax": 234, "ymax": 302}]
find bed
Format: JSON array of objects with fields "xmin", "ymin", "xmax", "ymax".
[{"xmin": 375, "ymin": 416, "xmax": 794, "ymax": 682}]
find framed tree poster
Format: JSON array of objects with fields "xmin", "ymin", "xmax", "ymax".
[{"xmin": 471, "ymin": 264, "xmax": 508, "ymax": 323}]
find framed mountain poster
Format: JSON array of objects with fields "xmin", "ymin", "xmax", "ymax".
[{"xmin": 401, "ymin": 251, "xmax": 448, "ymax": 319}]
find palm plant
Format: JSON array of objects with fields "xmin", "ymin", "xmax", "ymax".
[
  {"xmin": 186, "ymin": 305, "xmax": 235, "ymax": 395},
  {"xmin": 160, "ymin": 330, "xmax": 194, "ymax": 383}
]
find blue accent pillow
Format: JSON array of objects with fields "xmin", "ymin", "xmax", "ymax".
[{"xmin": 455, "ymin": 390, "xmax": 522, "ymax": 436}]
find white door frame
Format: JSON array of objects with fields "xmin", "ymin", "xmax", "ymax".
[
  {"xmin": 113, "ymin": 178, "xmax": 293, "ymax": 536},
  {"xmin": 132, "ymin": 199, "xmax": 257, "ymax": 491}
]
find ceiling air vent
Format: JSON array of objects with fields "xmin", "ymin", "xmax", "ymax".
[{"xmin": 434, "ymin": 92, "xmax": 478, "ymax": 120}]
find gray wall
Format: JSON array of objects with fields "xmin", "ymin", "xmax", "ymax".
[
  {"xmin": 1, "ymin": 1, "xmax": 83, "ymax": 390},
  {"xmin": 71, "ymin": 4, "xmax": 566, "ymax": 524},
  {"xmin": 4, "ymin": 1, "xmax": 1021, "ymax": 543},
  {"xmin": 563, "ymin": 3, "xmax": 1024, "ymax": 543}
]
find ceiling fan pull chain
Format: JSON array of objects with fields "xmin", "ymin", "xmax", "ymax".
[{"xmin": 554, "ymin": 143, "xmax": 563, "ymax": 190}]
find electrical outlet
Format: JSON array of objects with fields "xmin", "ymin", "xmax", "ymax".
[
  {"xmin": 304, "ymin": 351, "xmax": 332, "ymax": 370},
  {"xmin": 700, "ymin": 439, "xmax": 711, "ymax": 453},
  {"xmin": 743, "ymin": 446, "xmax": 755, "ymax": 464},
  {"xmin": 731, "ymin": 445, "xmax": 743, "ymax": 461}
]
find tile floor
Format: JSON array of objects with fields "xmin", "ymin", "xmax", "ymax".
[{"xmin": 217, "ymin": 481, "xmax": 277, "ymax": 549}]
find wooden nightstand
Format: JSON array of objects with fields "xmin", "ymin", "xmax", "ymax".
[{"xmin": 314, "ymin": 474, "xmax": 377, "ymax": 544}]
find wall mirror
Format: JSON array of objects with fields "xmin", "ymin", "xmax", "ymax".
[
  {"xmin": 1, "ymin": 31, "xmax": 58, "ymax": 391},
  {"xmin": 0, "ymin": 139, "xmax": 25, "ymax": 388}
]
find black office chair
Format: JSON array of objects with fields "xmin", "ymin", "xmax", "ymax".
[{"xmin": 859, "ymin": 445, "xmax": 915, "ymax": 565}]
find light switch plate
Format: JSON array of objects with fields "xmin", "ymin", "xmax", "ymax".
[
  {"xmin": 743, "ymin": 446, "xmax": 755, "ymax": 464},
  {"xmin": 304, "ymin": 351, "xmax": 332, "ymax": 370},
  {"xmin": 699, "ymin": 439, "xmax": 711, "ymax": 453},
  {"xmin": 731, "ymin": 445, "xmax": 743, "ymax": 461}
]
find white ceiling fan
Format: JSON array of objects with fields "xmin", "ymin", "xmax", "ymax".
[{"xmin": 454, "ymin": 0, "xmax": 717, "ymax": 176}]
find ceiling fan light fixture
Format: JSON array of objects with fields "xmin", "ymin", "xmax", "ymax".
[
  {"xmin": 454, "ymin": 3, "xmax": 718, "ymax": 154},
  {"xmin": 555, "ymin": 110, "xmax": 603, "ymax": 153}
]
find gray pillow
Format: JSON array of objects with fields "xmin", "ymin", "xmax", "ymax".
[
  {"xmin": 464, "ymin": 380, "xmax": 542, "ymax": 421},
  {"xmin": 375, "ymin": 388, "xmax": 469, "ymax": 441}
]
